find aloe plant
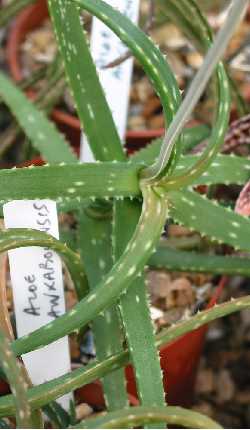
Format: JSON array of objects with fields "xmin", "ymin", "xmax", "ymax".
[{"xmin": 0, "ymin": 0, "xmax": 249, "ymax": 428}]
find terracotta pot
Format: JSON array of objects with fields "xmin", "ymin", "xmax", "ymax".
[
  {"xmin": 75, "ymin": 380, "xmax": 139, "ymax": 409},
  {"xmin": 0, "ymin": 380, "xmax": 10, "ymax": 397},
  {"xmin": 6, "ymin": 0, "xmax": 165, "ymax": 150}
]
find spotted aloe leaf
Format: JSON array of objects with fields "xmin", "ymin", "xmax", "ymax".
[
  {"xmin": 49, "ymin": 0, "xmax": 180, "ymax": 414},
  {"xmin": 0, "ymin": 154, "xmax": 249, "ymax": 209},
  {"xmin": 134, "ymin": 149, "xmax": 250, "ymax": 188},
  {"xmin": 188, "ymin": 154, "xmax": 250, "ymax": 187},
  {"xmin": 11, "ymin": 186, "xmax": 168, "ymax": 356},
  {"xmin": 113, "ymin": 199, "xmax": 165, "ymax": 418},
  {"xmin": 49, "ymin": 0, "xmax": 135, "ymax": 410},
  {"xmin": 174, "ymin": 154, "xmax": 250, "ymax": 187},
  {"xmin": 0, "ymin": 229, "xmax": 87, "ymax": 299},
  {"xmin": 168, "ymin": 189, "xmax": 250, "ymax": 251},
  {"xmin": 74, "ymin": 406, "xmax": 221, "ymax": 429},
  {"xmin": 0, "ymin": 72, "xmax": 76, "ymax": 164},
  {"xmin": 0, "ymin": 163, "xmax": 141, "ymax": 205},
  {"xmin": 48, "ymin": 0, "xmax": 124, "ymax": 162},
  {"xmin": 48, "ymin": 0, "xmax": 132, "ymax": 411},
  {"xmin": 78, "ymin": 212, "xmax": 128, "ymax": 411},
  {"xmin": 0, "ymin": 329, "xmax": 32, "ymax": 428},
  {"xmin": 149, "ymin": 245, "xmax": 250, "ymax": 277},
  {"xmin": 156, "ymin": 295, "xmax": 250, "ymax": 346},
  {"xmin": 70, "ymin": 0, "xmax": 183, "ymax": 164},
  {"xmin": 1, "ymin": 294, "xmax": 250, "ymax": 416}
]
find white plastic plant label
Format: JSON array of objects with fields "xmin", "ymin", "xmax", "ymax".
[
  {"xmin": 3, "ymin": 200, "xmax": 72, "ymax": 410},
  {"xmin": 80, "ymin": 0, "xmax": 140, "ymax": 161}
]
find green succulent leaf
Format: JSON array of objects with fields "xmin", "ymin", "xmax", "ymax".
[
  {"xmin": 0, "ymin": 329, "xmax": 32, "ymax": 428},
  {"xmin": 73, "ymin": 406, "xmax": 222, "ymax": 429},
  {"xmin": 0, "ymin": 229, "xmax": 87, "ymax": 299},
  {"xmin": 71, "ymin": 0, "xmax": 182, "ymax": 167},
  {"xmin": 43, "ymin": 401, "xmax": 71, "ymax": 429},
  {"xmin": 0, "ymin": 163, "xmax": 141, "ymax": 205},
  {"xmin": 168, "ymin": 189, "xmax": 250, "ymax": 251},
  {"xmin": 0, "ymin": 154, "xmax": 247, "ymax": 210},
  {"xmin": 146, "ymin": 0, "xmax": 234, "ymax": 185},
  {"xmin": 1, "ymin": 295, "xmax": 250, "ymax": 417},
  {"xmin": 55, "ymin": 0, "xmax": 179, "ymax": 412},
  {"xmin": 149, "ymin": 245, "xmax": 250, "ymax": 277},
  {"xmin": 52, "ymin": 0, "xmax": 129, "ymax": 407},
  {"xmin": 79, "ymin": 212, "xmax": 128, "ymax": 411},
  {"xmin": 114, "ymin": 199, "xmax": 165, "ymax": 420},
  {"xmin": 176, "ymin": 154, "xmax": 250, "ymax": 187},
  {"xmin": 48, "ymin": 0, "xmax": 124, "ymax": 162},
  {"xmin": 11, "ymin": 186, "xmax": 168, "ymax": 356},
  {"xmin": 133, "ymin": 151, "xmax": 250, "ymax": 188},
  {"xmin": 0, "ymin": 72, "xmax": 76, "ymax": 164}
]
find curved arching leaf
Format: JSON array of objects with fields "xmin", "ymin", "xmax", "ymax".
[
  {"xmin": 150, "ymin": 0, "xmax": 233, "ymax": 186},
  {"xmin": 0, "ymin": 295, "xmax": 250, "ymax": 416},
  {"xmin": 74, "ymin": 406, "xmax": 221, "ymax": 429},
  {"xmin": 0, "ymin": 229, "xmax": 87, "ymax": 299},
  {"xmin": 11, "ymin": 186, "xmax": 168, "ymax": 357},
  {"xmin": 71, "ymin": 0, "xmax": 183, "ymax": 168}
]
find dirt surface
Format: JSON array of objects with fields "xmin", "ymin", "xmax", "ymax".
[{"xmin": 193, "ymin": 277, "xmax": 250, "ymax": 428}]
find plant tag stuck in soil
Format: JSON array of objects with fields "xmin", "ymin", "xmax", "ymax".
[
  {"xmin": 80, "ymin": 0, "xmax": 140, "ymax": 161},
  {"xmin": 3, "ymin": 200, "xmax": 72, "ymax": 410}
]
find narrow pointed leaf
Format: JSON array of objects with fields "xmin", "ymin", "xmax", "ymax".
[
  {"xmin": 149, "ymin": 245, "xmax": 250, "ymax": 277},
  {"xmin": 176, "ymin": 154, "xmax": 250, "ymax": 187},
  {"xmin": 71, "ymin": 0, "xmax": 182, "ymax": 163},
  {"xmin": 79, "ymin": 213, "xmax": 128, "ymax": 410},
  {"xmin": 114, "ymin": 199, "xmax": 165, "ymax": 419},
  {"xmin": 0, "ymin": 72, "xmax": 76, "ymax": 164},
  {"xmin": 168, "ymin": 189, "xmax": 250, "ymax": 251},
  {"xmin": 0, "ymin": 330, "xmax": 32, "ymax": 428},
  {"xmin": 48, "ymin": 0, "xmax": 124, "ymax": 161},
  {"xmin": 0, "ymin": 163, "xmax": 141, "ymax": 205},
  {"xmin": 0, "ymin": 295, "xmax": 249, "ymax": 415},
  {"xmin": 11, "ymin": 187, "xmax": 168, "ymax": 357},
  {"xmin": 74, "ymin": 406, "xmax": 221, "ymax": 429}
]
